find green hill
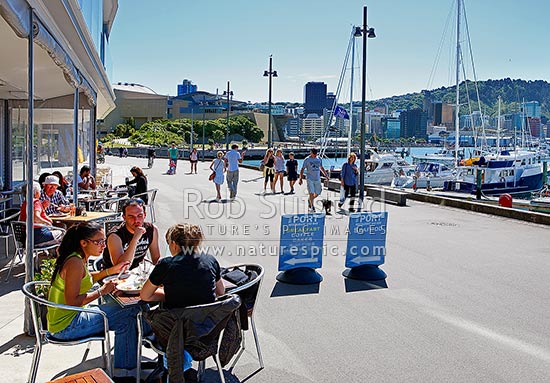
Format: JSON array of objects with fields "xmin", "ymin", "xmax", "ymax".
[{"xmin": 364, "ymin": 78, "xmax": 550, "ymax": 121}]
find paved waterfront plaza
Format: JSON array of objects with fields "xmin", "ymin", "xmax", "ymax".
[{"xmin": 1, "ymin": 155, "xmax": 549, "ymax": 382}]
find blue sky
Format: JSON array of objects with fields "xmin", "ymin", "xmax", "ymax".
[{"xmin": 110, "ymin": 0, "xmax": 550, "ymax": 103}]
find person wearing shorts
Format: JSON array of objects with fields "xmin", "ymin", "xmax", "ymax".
[
  {"xmin": 286, "ymin": 152, "xmax": 298, "ymax": 194},
  {"xmin": 299, "ymin": 148, "xmax": 328, "ymax": 213}
]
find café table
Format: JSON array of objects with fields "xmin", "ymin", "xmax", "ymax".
[
  {"xmin": 46, "ymin": 368, "xmax": 113, "ymax": 383},
  {"xmin": 51, "ymin": 211, "xmax": 118, "ymax": 227}
]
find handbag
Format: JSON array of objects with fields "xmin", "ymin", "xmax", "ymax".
[{"xmin": 209, "ymin": 171, "xmax": 216, "ymax": 181}]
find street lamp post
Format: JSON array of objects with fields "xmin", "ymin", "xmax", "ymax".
[
  {"xmin": 358, "ymin": 6, "xmax": 376, "ymax": 211},
  {"xmin": 263, "ymin": 55, "xmax": 278, "ymax": 148},
  {"xmin": 202, "ymin": 94, "xmax": 206, "ymax": 161},
  {"xmin": 223, "ymin": 81, "xmax": 233, "ymax": 151}
]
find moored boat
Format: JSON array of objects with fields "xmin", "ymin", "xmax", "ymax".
[{"xmin": 444, "ymin": 149, "xmax": 544, "ymax": 195}]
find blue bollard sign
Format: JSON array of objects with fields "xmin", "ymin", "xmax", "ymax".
[
  {"xmin": 278, "ymin": 214, "xmax": 325, "ymax": 271},
  {"xmin": 345, "ymin": 212, "xmax": 388, "ymax": 268}
]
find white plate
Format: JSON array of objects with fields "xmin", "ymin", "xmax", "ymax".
[
  {"xmin": 115, "ymin": 280, "xmax": 143, "ymax": 295},
  {"xmin": 102, "ymin": 273, "xmax": 130, "ymax": 283}
]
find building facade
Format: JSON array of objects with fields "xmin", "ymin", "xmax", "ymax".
[
  {"xmin": 177, "ymin": 79, "xmax": 198, "ymax": 96},
  {"xmin": 0, "ymin": 0, "xmax": 118, "ymax": 192},
  {"xmin": 304, "ymin": 82, "xmax": 327, "ymax": 117},
  {"xmin": 400, "ymin": 109, "xmax": 428, "ymax": 138},
  {"xmin": 102, "ymin": 83, "xmax": 168, "ymax": 132}
]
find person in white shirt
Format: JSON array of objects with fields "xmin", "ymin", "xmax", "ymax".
[{"xmin": 223, "ymin": 144, "xmax": 246, "ymax": 199}]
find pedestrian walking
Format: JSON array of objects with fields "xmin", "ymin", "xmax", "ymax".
[
  {"xmin": 285, "ymin": 152, "xmax": 298, "ymax": 194},
  {"xmin": 338, "ymin": 152, "xmax": 359, "ymax": 212},
  {"xmin": 168, "ymin": 142, "xmax": 179, "ymax": 174},
  {"xmin": 274, "ymin": 149, "xmax": 286, "ymax": 194},
  {"xmin": 210, "ymin": 151, "xmax": 226, "ymax": 201},
  {"xmin": 262, "ymin": 148, "xmax": 276, "ymax": 193},
  {"xmin": 189, "ymin": 148, "xmax": 198, "ymax": 174},
  {"xmin": 224, "ymin": 144, "xmax": 246, "ymax": 199},
  {"xmin": 299, "ymin": 148, "xmax": 328, "ymax": 213}
]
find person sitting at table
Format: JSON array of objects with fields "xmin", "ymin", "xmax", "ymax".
[
  {"xmin": 20, "ymin": 182, "xmax": 64, "ymax": 246},
  {"xmin": 140, "ymin": 223, "xmax": 225, "ymax": 380},
  {"xmin": 103, "ymin": 198, "xmax": 160, "ymax": 271},
  {"xmin": 46, "ymin": 222, "xmax": 140, "ymax": 378},
  {"xmin": 40, "ymin": 175, "xmax": 70, "ymax": 216},
  {"xmin": 52, "ymin": 170, "xmax": 71, "ymax": 196},
  {"xmin": 77, "ymin": 165, "xmax": 96, "ymax": 191},
  {"xmin": 125, "ymin": 166, "xmax": 148, "ymax": 204},
  {"xmin": 38, "ymin": 172, "xmax": 51, "ymax": 190}
]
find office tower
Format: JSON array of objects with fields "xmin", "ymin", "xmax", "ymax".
[{"xmin": 304, "ymin": 82, "xmax": 327, "ymax": 116}]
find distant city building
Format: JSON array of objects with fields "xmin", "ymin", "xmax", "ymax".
[
  {"xmin": 400, "ymin": 109, "xmax": 427, "ymax": 138},
  {"xmin": 252, "ymin": 104, "xmax": 286, "ymax": 116},
  {"xmin": 103, "ymin": 83, "xmax": 168, "ymax": 132},
  {"xmin": 366, "ymin": 112, "xmax": 383, "ymax": 136},
  {"xmin": 326, "ymin": 92, "xmax": 336, "ymax": 110},
  {"xmin": 433, "ymin": 102, "xmax": 443, "ymax": 126},
  {"xmin": 528, "ymin": 117, "xmax": 542, "ymax": 137},
  {"xmin": 169, "ymin": 91, "xmax": 226, "ymax": 119},
  {"xmin": 523, "ymin": 101, "xmax": 541, "ymax": 118},
  {"xmin": 177, "ymin": 79, "xmax": 198, "ymax": 96},
  {"xmin": 301, "ymin": 114, "xmax": 324, "ymax": 140},
  {"xmin": 283, "ymin": 117, "xmax": 301, "ymax": 138},
  {"xmin": 382, "ymin": 117, "xmax": 400, "ymax": 139},
  {"xmin": 304, "ymin": 82, "xmax": 327, "ymax": 116}
]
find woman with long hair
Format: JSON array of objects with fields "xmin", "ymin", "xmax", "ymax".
[
  {"xmin": 262, "ymin": 148, "xmax": 275, "ymax": 193},
  {"xmin": 273, "ymin": 149, "xmax": 286, "ymax": 194},
  {"xmin": 126, "ymin": 166, "xmax": 148, "ymax": 204},
  {"xmin": 47, "ymin": 222, "xmax": 141, "ymax": 376},
  {"xmin": 52, "ymin": 171, "xmax": 70, "ymax": 196},
  {"xmin": 210, "ymin": 151, "xmax": 226, "ymax": 201}
]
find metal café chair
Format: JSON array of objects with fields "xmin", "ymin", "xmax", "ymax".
[
  {"xmin": 0, "ymin": 202, "xmax": 20, "ymax": 258},
  {"xmin": 223, "ymin": 263, "xmax": 265, "ymax": 370},
  {"xmin": 21, "ymin": 281, "xmax": 113, "ymax": 383},
  {"xmin": 132, "ymin": 189, "xmax": 158, "ymax": 223},
  {"xmin": 136, "ymin": 294, "xmax": 242, "ymax": 383},
  {"xmin": 6, "ymin": 222, "xmax": 65, "ymax": 281}
]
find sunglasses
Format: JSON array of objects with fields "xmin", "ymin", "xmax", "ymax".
[{"xmin": 87, "ymin": 238, "xmax": 107, "ymax": 246}]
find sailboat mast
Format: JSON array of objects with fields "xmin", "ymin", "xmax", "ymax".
[
  {"xmin": 454, "ymin": 0, "xmax": 461, "ymax": 165},
  {"xmin": 497, "ymin": 96, "xmax": 501, "ymax": 156},
  {"xmin": 348, "ymin": 26, "xmax": 356, "ymax": 158}
]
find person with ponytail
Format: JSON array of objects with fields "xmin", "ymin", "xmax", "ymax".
[
  {"xmin": 47, "ymin": 222, "xmax": 142, "ymax": 378},
  {"xmin": 140, "ymin": 223, "xmax": 224, "ymax": 307},
  {"xmin": 140, "ymin": 223, "xmax": 225, "ymax": 380}
]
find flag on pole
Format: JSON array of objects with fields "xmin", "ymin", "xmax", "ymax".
[{"xmin": 334, "ymin": 105, "xmax": 350, "ymax": 120}]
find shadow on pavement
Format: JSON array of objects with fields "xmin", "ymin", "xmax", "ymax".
[
  {"xmin": 269, "ymin": 281, "xmax": 320, "ymax": 297},
  {"xmin": 0, "ymin": 333, "xmax": 34, "ymax": 357},
  {"xmin": 0, "ymin": 262, "xmax": 24, "ymax": 297},
  {"xmin": 344, "ymin": 278, "xmax": 388, "ymax": 293}
]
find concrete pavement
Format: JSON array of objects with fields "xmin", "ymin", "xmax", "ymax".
[{"xmin": 1, "ymin": 154, "xmax": 550, "ymax": 382}]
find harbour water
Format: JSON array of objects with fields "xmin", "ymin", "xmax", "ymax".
[{"xmin": 242, "ymin": 146, "xmax": 445, "ymax": 169}]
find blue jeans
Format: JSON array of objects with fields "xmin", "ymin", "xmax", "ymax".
[
  {"xmin": 51, "ymin": 297, "xmax": 143, "ymax": 369},
  {"xmin": 226, "ymin": 170, "xmax": 239, "ymax": 197}
]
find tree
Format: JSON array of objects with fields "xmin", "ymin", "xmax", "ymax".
[
  {"xmin": 212, "ymin": 130, "xmax": 225, "ymax": 144},
  {"xmin": 113, "ymin": 123, "xmax": 134, "ymax": 138}
]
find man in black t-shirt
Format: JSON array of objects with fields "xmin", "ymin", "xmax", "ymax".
[{"xmin": 103, "ymin": 199, "xmax": 161, "ymax": 270}]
